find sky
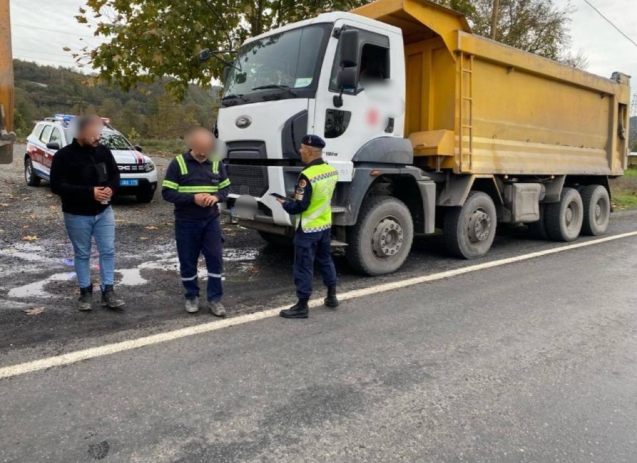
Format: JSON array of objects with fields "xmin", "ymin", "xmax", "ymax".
[{"xmin": 9, "ymin": 0, "xmax": 637, "ymax": 99}]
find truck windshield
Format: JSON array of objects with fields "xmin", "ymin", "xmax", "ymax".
[
  {"xmin": 100, "ymin": 133, "xmax": 133, "ymax": 151},
  {"xmin": 223, "ymin": 25, "xmax": 329, "ymax": 105}
]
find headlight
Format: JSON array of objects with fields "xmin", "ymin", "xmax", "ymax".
[{"xmin": 144, "ymin": 160, "xmax": 155, "ymax": 172}]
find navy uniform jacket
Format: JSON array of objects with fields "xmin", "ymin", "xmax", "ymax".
[{"xmin": 162, "ymin": 151, "xmax": 230, "ymax": 221}]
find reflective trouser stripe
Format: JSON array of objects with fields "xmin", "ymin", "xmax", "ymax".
[
  {"xmin": 208, "ymin": 273, "xmax": 222, "ymax": 278},
  {"xmin": 181, "ymin": 275, "xmax": 197, "ymax": 281}
]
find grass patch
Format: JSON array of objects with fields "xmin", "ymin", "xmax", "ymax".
[
  {"xmin": 611, "ymin": 170, "xmax": 637, "ymax": 210},
  {"xmin": 623, "ymin": 167, "xmax": 637, "ymax": 178}
]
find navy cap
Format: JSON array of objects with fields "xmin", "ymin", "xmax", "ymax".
[{"xmin": 301, "ymin": 134, "xmax": 326, "ymax": 149}]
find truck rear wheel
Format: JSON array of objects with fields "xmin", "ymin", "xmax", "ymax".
[
  {"xmin": 527, "ymin": 204, "xmax": 549, "ymax": 240},
  {"xmin": 258, "ymin": 231, "xmax": 293, "ymax": 247},
  {"xmin": 545, "ymin": 187, "xmax": 583, "ymax": 242},
  {"xmin": 444, "ymin": 191, "xmax": 497, "ymax": 259},
  {"xmin": 346, "ymin": 195, "xmax": 414, "ymax": 276},
  {"xmin": 581, "ymin": 185, "xmax": 610, "ymax": 236}
]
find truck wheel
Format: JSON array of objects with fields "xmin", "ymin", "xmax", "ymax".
[
  {"xmin": 527, "ymin": 204, "xmax": 548, "ymax": 240},
  {"xmin": 581, "ymin": 185, "xmax": 610, "ymax": 236},
  {"xmin": 444, "ymin": 191, "xmax": 497, "ymax": 259},
  {"xmin": 545, "ymin": 187, "xmax": 583, "ymax": 242},
  {"xmin": 135, "ymin": 191, "xmax": 155, "ymax": 203},
  {"xmin": 24, "ymin": 158, "xmax": 41, "ymax": 187},
  {"xmin": 258, "ymin": 231, "xmax": 293, "ymax": 247},
  {"xmin": 346, "ymin": 195, "xmax": 414, "ymax": 276}
]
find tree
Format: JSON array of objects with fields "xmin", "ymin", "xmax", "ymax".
[{"xmin": 76, "ymin": 0, "xmax": 585, "ymax": 99}]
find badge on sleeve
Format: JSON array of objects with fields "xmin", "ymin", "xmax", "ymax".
[
  {"xmin": 298, "ymin": 179, "xmax": 307, "ymax": 188},
  {"xmin": 295, "ymin": 187, "xmax": 305, "ymax": 200}
]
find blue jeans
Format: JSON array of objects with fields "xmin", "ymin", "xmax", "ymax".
[
  {"xmin": 64, "ymin": 207, "xmax": 116, "ymax": 290},
  {"xmin": 175, "ymin": 216, "xmax": 223, "ymax": 302}
]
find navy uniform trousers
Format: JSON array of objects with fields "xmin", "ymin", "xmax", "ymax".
[
  {"xmin": 175, "ymin": 215, "xmax": 223, "ymax": 302},
  {"xmin": 293, "ymin": 228, "xmax": 338, "ymax": 299}
]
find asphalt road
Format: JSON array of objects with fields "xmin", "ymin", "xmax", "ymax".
[{"xmin": 2, "ymin": 228, "xmax": 637, "ymax": 462}]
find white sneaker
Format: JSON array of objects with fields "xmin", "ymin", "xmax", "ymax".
[
  {"xmin": 185, "ymin": 297, "xmax": 200, "ymax": 313},
  {"xmin": 208, "ymin": 301, "xmax": 226, "ymax": 318}
]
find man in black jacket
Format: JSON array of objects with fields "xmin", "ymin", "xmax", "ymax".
[{"xmin": 50, "ymin": 115, "xmax": 125, "ymax": 311}]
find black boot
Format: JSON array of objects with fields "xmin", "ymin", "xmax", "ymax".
[
  {"xmin": 324, "ymin": 286, "xmax": 339, "ymax": 308},
  {"xmin": 280, "ymin": 298, "xmax": 309, "ymax": 319},
  {"xmin": 78, "ymin": 285, "xmax": 93, "ymax": 312},
  {"xmin": 101, "ymin": 284, "xmax": 125, "ymax": 309}
]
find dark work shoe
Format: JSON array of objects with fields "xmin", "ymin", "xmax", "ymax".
[
  {"xmin": 324, "ymin": 286, "xmax": 339, "ymax": 308},
  {"xmin": 280, "ymin": 298, "xmax": 309, "ymax": 319},
  {"xmin": 101, "ymin": 285, "xmax": 125, "ymax": 309},
  {"xmin": 78, "ymin": 286, "xmax": 93, "ymax": 312}
]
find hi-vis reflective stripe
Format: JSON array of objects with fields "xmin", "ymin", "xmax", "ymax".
[
  {"xmin": 208, "ymin": 273, "xmax": 222, "ymax": 278},
  {"xmin": 219, "ymin": 178, "xmax": 231, "ymax": 189},
  {"xmin": 181, "ymin": 275, "xmax": 197, "ymax": 281},
  {"xmin": 176, "ymin": 155, "xmax": 188, "ymax": 175},
  {"xmin": 163, "ymin": 180, "xmax": 179, "ymax": 190},
  {"xmin": 212, "ymin": 161, "xmax": 219, "ymax": 174},
  {"xmin": 178, "ymin": 186, "xmax": 219, "ymax": 193}
]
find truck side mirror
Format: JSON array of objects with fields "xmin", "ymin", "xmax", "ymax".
[
  {"xmin": 333, "ymin": 67, "xmax": 358, "ymax": 108},
  {"xmin": 339, "ymin": 29, "xmax": 359, "ymax": 67}
]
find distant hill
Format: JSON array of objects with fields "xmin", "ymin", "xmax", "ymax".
[
  {"xmin": 13, "ymin": 59, "xmax": 222, "ymax": 140},
  {"xmin": 631, "ymin": 116, "xmax": 637, "ymax": 152}
]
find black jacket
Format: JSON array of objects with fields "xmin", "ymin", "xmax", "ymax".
[{"xmin": 50, "ymin": 139, "xmax": 120, "ymax": 216}]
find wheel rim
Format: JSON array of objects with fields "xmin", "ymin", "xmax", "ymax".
[
  {"xmin": 564, "ymin": 200, "xmax": 581, "ymax": 233},
  {"xmin": 25, "ymin": 161, "xmax": 32, "ymax": 182},
  {"xmin": 467, "ymin": 208, "xmax": 492, "ymax": 244},
  {"xmin": 594, "ymin": 196, "xmax": 609, "ymax": 227},
  {"xmin": 371, "ymin": 216, "xmax": 404, "ymax": 258}
]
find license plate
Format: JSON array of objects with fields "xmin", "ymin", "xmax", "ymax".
[{"xmin": 120, "ymin": 179, "xmax": 139, "ymax": 186}]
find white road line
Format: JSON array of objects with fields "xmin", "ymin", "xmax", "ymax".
[{"xmin": 2, "ymin": 231, "xmax": 637, "ymax": 380}]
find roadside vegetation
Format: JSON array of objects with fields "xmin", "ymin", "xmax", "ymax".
[{"xmin": 611, "ymin": 168, "xmax": 637, "ymax": 210}]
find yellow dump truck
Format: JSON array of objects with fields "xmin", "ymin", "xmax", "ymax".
[
  {"xmin": 212, "ymin": 0, "xmax": 631, "ymax": 275},
  {"xmin": 0, "ymin": 0, "xmax": 16, "ymax": 164}
]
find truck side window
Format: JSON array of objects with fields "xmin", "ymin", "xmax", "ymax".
[
  {"xmin": 325, "ymin": 109, "xmax": 352, "ymax": 139},
  {"xmin": 329, "ymin": 29, "xmax": 390, "ymax": 93}
]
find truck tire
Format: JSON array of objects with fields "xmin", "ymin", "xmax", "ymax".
[
  {"xmin": 258, "ymin": 231, "xmax": 293, "ymax": 247},
  {"xmin": 581, "ymin": 185, "xmax": 610, "ymax": 236},
  {"xmin": 545, "ymin": 187, "xmax": 583, "ymax": 242},
  {"xmin": 527, "ymin": 204, "xmax": 549, "ymax": 240},
  {"xmin": 346, "ymin": 195, "xmax": 414, "ymax": 276},
  {"xmin": 444, "ymin": 191, "xmax": 497, "ymax": 259},
  {"xmin": 24, "ymin": 158, "xmax": 41, "ymax": 187}
]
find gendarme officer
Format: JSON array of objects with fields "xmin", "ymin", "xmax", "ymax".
[{"xmin": 275, "ymin": 135, "xmax": 339, "ymax": 319}]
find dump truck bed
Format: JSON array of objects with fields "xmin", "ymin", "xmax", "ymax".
[{"xmin": 353, "ymin": 0, "xmax": 631, "ymax": 176}]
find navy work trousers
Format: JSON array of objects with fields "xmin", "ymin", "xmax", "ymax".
[
  {"xmin": 175, "ymin": 216, "xmax": 223, "ymax": 302},
  {"xmin": 293, "ymin": 228, "xmax": 338, "ymax": 299}
]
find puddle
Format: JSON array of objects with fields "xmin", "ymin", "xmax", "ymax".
[{"xmin": 4, "ymin": 242, "xmax": 263, "ymax": 299}]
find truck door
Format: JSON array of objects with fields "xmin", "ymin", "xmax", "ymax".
[{"xmin": 312, "ymin": 22, "xmax": 404, "ymax": 180}]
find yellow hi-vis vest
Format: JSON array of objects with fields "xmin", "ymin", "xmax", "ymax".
[{"xmin": 296, "ymin": 163, "xmax": 338, "ymax": 233}]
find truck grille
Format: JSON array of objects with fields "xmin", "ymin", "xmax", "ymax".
[{"xmin": 226, "ymin": 165, "xmax": 269, "ymax": 197}]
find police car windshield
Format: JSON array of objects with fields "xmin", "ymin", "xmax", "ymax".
[
  {"xmin": 100, "ymin": 132, "xmax": 133, "ymax": 151},
  {"xmin": 223, "ymin": 25, "xmax": 329, "ymax": 105}
]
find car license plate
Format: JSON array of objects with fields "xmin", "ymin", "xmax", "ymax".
[{"xmin": 120, "ymin": 179, "xmax": 139, "ymax": 186}]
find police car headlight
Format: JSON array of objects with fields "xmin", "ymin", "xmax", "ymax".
[{"xmin": 144, "ymin": 160, "xmax": 155, "ymax": 172}]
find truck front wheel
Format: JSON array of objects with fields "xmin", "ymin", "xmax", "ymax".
[
  {"xmin": 346, "ymin": 195, "xmax": 414, "ymax": 276},
  {"xmin": 444, "ymin": 191, "xmax": 497, "ymax": 259}
]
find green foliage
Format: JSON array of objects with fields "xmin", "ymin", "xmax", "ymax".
[
  {"xmin": 76, "ymin": 0, "xmax": 585, "ymax": 99},
  {"xmin": 13, "ymin": 59, "xmax": 221, "ymax": 139}
]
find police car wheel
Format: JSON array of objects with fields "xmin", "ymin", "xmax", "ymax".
[
  {"xmin": 346, "ymin": 195, "xmax": 414, "ymax": 276},
  {"xmin": 24, "ymin": 158, "xmax": 41, "ymax": 187}
]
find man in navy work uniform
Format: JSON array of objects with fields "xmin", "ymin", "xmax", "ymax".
[
  {"xmin": 162, "ymin": 127, "xmax": 230, "ymax": 316},
  {"xmin": 275, "ymin": 135, "xmax": 339, "ymax": 319}
]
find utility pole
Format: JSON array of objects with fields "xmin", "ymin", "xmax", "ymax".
[
  {"xmin": 0, "ymin": 0, "xmax": 16, "ymax": 164},
  {"xmin": 490, "ymin": 0, "xmax": 500, "ymax": 40}
]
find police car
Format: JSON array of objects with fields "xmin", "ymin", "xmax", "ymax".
[{"xmin": 24, "ymin": 115, "xmax": 158, "ymax": 203}]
